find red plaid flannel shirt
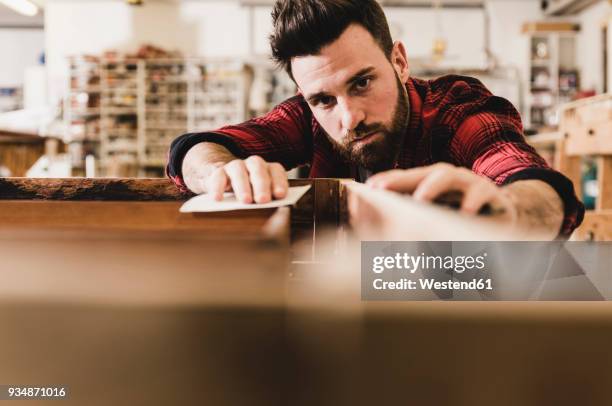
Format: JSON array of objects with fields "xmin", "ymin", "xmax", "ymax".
[{"xmin": 167, "ymin": 75, "xmax": 584, "ymax": 238}]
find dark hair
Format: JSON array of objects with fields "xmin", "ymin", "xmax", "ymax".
[{"xmin": 270, "ymin": 0, "xmax": 394, "ymax": 78}]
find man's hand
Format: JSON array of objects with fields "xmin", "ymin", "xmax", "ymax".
[
  {"xmin": 366, "ymin": 163, "xmax": 516, "ymax": 216},
  {"xmin": 366, "ymin": 163, "xmax": 565, "ymax": 239},
  {"xmin": 182, "ymin": 143, "xmax": 289, "ymax": 203}
]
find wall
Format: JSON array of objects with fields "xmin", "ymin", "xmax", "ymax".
[
  {"xmin": 575, "ymin": 0, "xmax": 611, "ymax": 93},
  {"xmin": 609, "ymin": 15, "xmax": 612, "ymax": 92},
  {"xmin": 0, "ymin": 28, "xmax": 44, "ymax": 87},
  {"xmin": 384, "ymin": 7, "xmax": 487, "ymax": 69},
  {"xmin": 45, "ymin": 1, "xmax": 203, "ymax": 102},
  {"xmin": 487, "ymin": 1, "xmax": 542, "ymax": 84},
  {"xmin": 44, "ymin": 0, "xmax": 552, "ymax": 103}
]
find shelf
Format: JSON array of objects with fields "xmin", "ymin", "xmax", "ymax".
[
  {"xmin": 530, "ymin": 87, "xmax": 552, "ymax": 92},
  {"xmin": 101, "ymin": 108, "xmax": 138, "ymax": 115},
  {"xmin": 145, "ymin": 125, "xmax": 188, "ymax": 130},
  {"xmin": 66, "ymin": 57, "xmax": 247, "ymax": 173},
  {"xmin": 71, "ymin": 109, "xmax": 100, "ymax": 116},
  {"xmin": 71, "ymin": 87, "xmax": 102, "ymax": 93},
  {"xmin": 526, "ymin": 131, "xmax": 563, "ymax": 147}
]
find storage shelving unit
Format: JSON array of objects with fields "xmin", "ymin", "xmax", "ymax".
[
  {"xmin": 523, "ymin": 25, "xmax": 580, "ymax": 131},
  {"xmin": 65, "ymin": 56, "xmax": 249, "ymax": 176},
  {"xmin": 100, "ymin": 58, "xmax": 140, "ymax": 170},
  {"xmin": 65, "ymin": 56, "xmax": 102, "ymax": 173},
  {"xmin": 140, "ymin": 59, "xmax": 247, "ymax": 171},
  {"xmin": 139, "ymin": 59, "xmax": 189, "ymax": 169}
]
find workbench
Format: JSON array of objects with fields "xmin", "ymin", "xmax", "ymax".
[
  {"xmin": 0, "ymin": 130, "xmax": 63, "ymax": 177},
  {"xmin": 1, "ymin": 177, "xmax": 611, "ymax": 406}
]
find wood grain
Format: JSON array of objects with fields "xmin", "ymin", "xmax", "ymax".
[
  {"xmin": 0, "ymin": 178, "xmax": 190, "ymax": 201},
  {"xmin": 572, "ymin": 210, "xmax": 612, "ymax": 241},
  {"xmin": 596, "ymin": 156, "xmax": 612, "ymax": 210}
]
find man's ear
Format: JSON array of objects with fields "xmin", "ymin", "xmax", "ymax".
[{"xmin": 391, "ymin": 41, "xmax": 410, "ymax": 83}]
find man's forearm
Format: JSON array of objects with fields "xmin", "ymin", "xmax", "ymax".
[
  {"xmin": 182, "ymin": 142, "xmax": 237, "ymax": 194},
  {"xmin": 503, "ymin": 180, "xmax": 564, "ymax": 239}
]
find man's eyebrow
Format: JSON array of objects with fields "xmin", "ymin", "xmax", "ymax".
[
  {"xmin": 346, "ymin": 67, "xmax": 376, "ymax": 86},
  {"xmin": 305, "ymin": 67, "xmax": 377, "ymax": 103},
  {"xmin": 306, "ymin": 91, "xmax": 330, "ymax": 104}
]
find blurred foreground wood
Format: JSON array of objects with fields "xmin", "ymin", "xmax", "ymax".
[{"xmin": 0, "ymin": 177, "xmax": 611, "ymax": 405}]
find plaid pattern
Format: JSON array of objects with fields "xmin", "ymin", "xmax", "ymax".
[{"xmin": 168, "ymin": 75, "xmax": 584, "ymax": 238}]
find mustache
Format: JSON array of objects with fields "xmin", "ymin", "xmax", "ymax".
[{"xmin": 347, "ymin": 122, "xmax": 387, "ymax": 141}]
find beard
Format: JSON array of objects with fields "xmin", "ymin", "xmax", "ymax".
[{"xmin": 328, "ymin": 72, "xmax": 410, "ymax": 172}]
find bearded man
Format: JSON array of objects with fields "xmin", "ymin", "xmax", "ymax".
[{"xmin": 167, "ymin": 0, "xmax": 583, "ymax": 239}]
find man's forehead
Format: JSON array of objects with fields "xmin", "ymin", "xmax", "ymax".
[{"xmin": 291, "ymin": 24, "xmax": 387, "ymax": 94}]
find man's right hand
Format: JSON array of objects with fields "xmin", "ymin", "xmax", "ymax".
[
  {"xmin": 206, "ymin": 156, "xmax": 288, "ymax": 203},
  {"xmin": 182, "ymin": 143, "xmax": 289, "ymax": 204}
]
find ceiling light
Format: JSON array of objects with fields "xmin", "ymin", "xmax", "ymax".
[{"xmin": 0, "ymin": 0, "xmax": 39, "ymax": 16}]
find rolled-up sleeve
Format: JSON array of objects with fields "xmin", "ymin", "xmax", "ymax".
[{"xmin": 450, "ymin": 110, "xmax": 584, "ymax": 239}]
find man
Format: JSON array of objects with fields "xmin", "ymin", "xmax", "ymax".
[{"xmin": 167, "ymin": 0, "xmax": 583, "ymax": 239}]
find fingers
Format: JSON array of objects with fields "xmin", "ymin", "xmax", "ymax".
[
  {"xmin": 224, "ymin": 159, "xmax": 253, "ymax": 203},
  {"xmin": 367, "ymin": 163, "xmax": 503, "ymax": 216},
  {"xmin": 367, "ymin": 167, "xmax": 432, "ymax": 193},
  {"xmin": 245, "ymin": 156, "xmax": 272, "ymax": 203},
  {"xmin": 412, "ymin": 167, "xmax": 469, "ymax": 202},
  {"xmin": 206, "ymin": 156, "xmax": 288, "ymax": 204},
  {"xmin": 205, "ymin": 167, "xmax": 229, "ymax": 202},
  {"xmin": 461, "ymin": 182, "xmax": 496, "ymax": 215},
  {"xmin": 269, "ymin": 163, "xmax": 289, "ymax": 199}
]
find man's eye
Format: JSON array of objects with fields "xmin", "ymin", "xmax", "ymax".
[
  {"xmin": 317, "ymin": 96, "xmax": 335, "ymax": 107},
  {"xmin": 355, "ymin": 77, "xmax": 371, "ymax": 91}
]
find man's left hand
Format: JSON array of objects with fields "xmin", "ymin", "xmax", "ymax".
[{"xmin": 366, "ymin": 163, "xmax": 517, "ymax": 221}]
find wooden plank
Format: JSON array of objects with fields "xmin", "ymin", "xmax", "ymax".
[
  {"xmin": 313, "ymin": 178, "xmax": 341, "ymax": 261},
  {"xmin": 0, "ymin": 200, "xmax": 289, "ymax": 243},
  {"xmin": 0, "ymin": 178, "xmax": 335, "ymax": 257},
  {"xmin": 571, "ymin": 210, "xmax": 612, "ymax": 241},
  {"xmin": 556, "ymin": 138, "xmax": 582, "ymax": 199},
  {"xmin": 343, "ymin": 181, "xmax": 546, "ymax": 240},
  {"xmin": 0, "ymin": 177, "xmax": 318, "ymax": 201},
  {"xmin": 0, "ymin": 178, "xmax": 190, "ymax": 201},
  {"xmin": 0, "ymin": 144, "xmax": 45, "ymax": 177},
  {"xmin": 565, "ymin": 121, "xmax": 612, "ymax": 156},
  {"xmin": 0, "ymin": 129, "xmax": 47, "ymax": 143},
  {"xmin": 0, "ymin": 227, "xmax": 289, "ymax": 307},
  {"xmin": 596, "ymin": 156, "xmax": 612, "ymax": 210}
]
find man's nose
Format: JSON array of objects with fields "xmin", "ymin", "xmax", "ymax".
[{"xmin": 339, "ymin": 99, "xmax": 366, "ymax": 134}]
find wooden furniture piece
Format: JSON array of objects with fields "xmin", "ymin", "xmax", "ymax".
[
  {"xmin": 558, "ymin": 94, "xmax": 612, "ymax": 240},
  {"xmin": 2, "ymin": 177, "xmax": 612, "ymax": 405},
  {"xmin": 340, "ymin": 181, "xmax": 550, "ymax": 241},
  {"xmin": 0, "ymin": 130, "xmax": 63, "ymax": 177},
  {"xmin": 0, "ymin": 177, "xmax": 343, "ymax": 262}
]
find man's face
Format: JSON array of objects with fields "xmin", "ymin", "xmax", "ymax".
[{"xmin": 291, "ymin": 24, "xmax": 410, "ymax": 171}]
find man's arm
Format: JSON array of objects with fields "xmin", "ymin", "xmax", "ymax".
[
  {"xmin": 366, "ymin": 164, "xmax": 565, "ymax": 240},
  {"xmin": 503, "ymin": 179, "xmax": 564, "ymax": 239},
  {"xmin": 166, "ymin": 95, "xmax": 313, "ymax": 201},
  {"xmin": 449, "ymin": 109, "xmax": 583, "ymax": 238},
  {"xmin": 182, "ymin": 142, "xmax": 288, "ymax": 203}
]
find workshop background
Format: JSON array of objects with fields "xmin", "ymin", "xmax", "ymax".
[{"xmin": 0, "ymin": 0, "xmax": 610, "ymax": 209}]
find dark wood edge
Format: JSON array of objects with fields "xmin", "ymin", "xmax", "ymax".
[
  {"xmin": 0, "ymin": 177, "xmax": 332, "ymax": 202},
  {"xmin": 0, "ymin": 178, "xmax": 190, "ymax": 201},
  {"xmin": 0, "ymin": 130, "xmax": 62, "ymax": 144}
]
